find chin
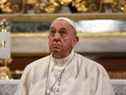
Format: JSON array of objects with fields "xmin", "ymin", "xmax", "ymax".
[
  {"xmin": 53, "ymin": 55, "xmax": 63, "ymax": 58},
  {"xmin": 52, "ymin": 53, "xmax": 62, "ymax": 58},
  {"xmin": 51, "ymin": 51, "xmax": 63, "ymax": 58},
  {"xmin": 51, "ymin": 48, "xmax": 61, "ymax": 53},
  {"xmin": 52, "ymin": 51, "xmax": 60, "ymax": 55}
]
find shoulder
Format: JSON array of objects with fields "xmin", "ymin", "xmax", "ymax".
[
  {"xmin": 75, "ymin": 53, "xmax": 109, "ymax": 80},
  {"xmin": 20, "ymin": 55, "xmax": 51, "ymax": 85},
  {"xmin": 75, "ymin": 53, "xmax": 108, "ymax": 77},
  {"xmin": 23, "ymin": 55, "xmax": 50, "ymax": 73},
  {"xmin": 75, "ymin": 53, "xmax": 98, "ymax": 67},
  {"xmin": 30, "ymin": 55, "xmax": 50, "ymax": 66}
]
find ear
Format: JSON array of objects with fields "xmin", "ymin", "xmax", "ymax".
[
  {"xmin": 72, "ymin": 36, "xmax": 79, "ymax": 46},
  {"xmin": 75, "ymin": 36, "xmax": 79, "ymax": 43}
]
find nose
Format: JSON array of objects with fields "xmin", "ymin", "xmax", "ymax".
[
  {"xmin": 54, "ymin": 32, "xmax": 61, "ymax": 39},
  {"xmin": 52, "ymin": 32, "xmax": 61, "ymax": 42}
]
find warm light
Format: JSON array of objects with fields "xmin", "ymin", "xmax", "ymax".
[{"xmin": 0, "ymin": 40, "xmax": 6, "ymax": 48}]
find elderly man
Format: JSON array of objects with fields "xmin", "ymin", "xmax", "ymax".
[{"xmin": 16, "ymin": 17, "xmax": 114, "ymax": 95}]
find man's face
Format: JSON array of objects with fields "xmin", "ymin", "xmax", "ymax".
[{"xmin": 48, "ymin": 20, "xmax": 78, "ymax": 58}]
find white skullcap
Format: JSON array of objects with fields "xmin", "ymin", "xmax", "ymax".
[{"xmin": 51, "ymin": 17, "xmax": 76, "ymax": 31}]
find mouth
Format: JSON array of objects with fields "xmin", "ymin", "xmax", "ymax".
[
  {"xmin": 52, "ymin": 46, "xmax": 60, "ymax": 50},
  {"xmin": 51, "ymin": 44, "xmax": 62, "ymax": 51}
]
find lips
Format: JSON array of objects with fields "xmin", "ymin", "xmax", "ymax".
[
  {"xmin": 51, "ymin": 44, "xmax": 62, "ymax": 51},
  {"xmin": 52, "ymin": 45, "xmax": 60, "ymax": 49}
]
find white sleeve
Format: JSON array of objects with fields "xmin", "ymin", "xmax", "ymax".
[
  {"xmin": 15, "ymin": 65, "xmax": 32, "ymax": 95},
  {"xmin": 94, "ymin": 64, "xmax": 115, "ymax": 95}
]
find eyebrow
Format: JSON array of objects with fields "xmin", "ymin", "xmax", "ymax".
[
  {"xmin": 50, "ymin": 26, "xmax": 77, "ymax": 36},
  {"xmin": 59, "ymin": 28, "xmax": 66, "ymax": 31},
  {"xmin": 50, "ymin": 27, "xmax": 66, "ymax": 31},
  {"xmin": 50, "ymin": 27, "xmax": 56, "ymax": 32}
]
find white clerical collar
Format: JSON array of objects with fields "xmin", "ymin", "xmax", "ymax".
[{"xmin": 51, "ymin": 50, "xmax": 75, "ymax": 68}]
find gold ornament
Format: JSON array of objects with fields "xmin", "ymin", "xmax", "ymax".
[
  {"xmin": 0, "ymin": 66, "xmax": 11, "ymax": 80},
  {"xmin": 119, "ymin": 0, "xmax": 126, "ymax": 13},
  {"xmin": 122, "ymin": 5, "xmax": 126, "ymax": 13},
  {"xmin": 26, "ymin": 0, "xmax": 40, "ymax": 5},
  {"xmin": 58, "ymin": 0, "xmax": 72, "ymax": 6},
  {"xmin": 0, "ymin": 0, "xmax": 13, "ymax": 13},
  {"xmin": 0, "ymin": 58, "xmax": 12, "ymax": 80},
  {"xmin": 72, "ymin": 0, "xmax": 88, "ymax": 12},
  {"xmin": 44, "ymin": 0, "xmax": 60, "ymax": 13},
  {"xmin": 102, "ymin": 0, "xmax": 114, "ymax": 4}
]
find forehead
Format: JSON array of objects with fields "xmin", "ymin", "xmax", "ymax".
[{"xmin": 51, "ymin": 20, "xmax": 74, "ymax": 29}]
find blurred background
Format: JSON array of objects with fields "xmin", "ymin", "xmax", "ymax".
[{"xmin": 0, "ymin": 0, "xmax": 126, "ymax": 80}]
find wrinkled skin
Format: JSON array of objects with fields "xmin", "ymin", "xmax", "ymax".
[{"xmin": 48, "ymin": 20, "xmax": 79, "ymax": 58}]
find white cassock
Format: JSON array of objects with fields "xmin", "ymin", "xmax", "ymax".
[{"xmin": 15, "ymin": 51, "xmax": 115, "ymax": 95}]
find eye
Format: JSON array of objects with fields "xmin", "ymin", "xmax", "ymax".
[
  {"xmin": 49, "ymin": 27, "xmax": 56, "ymax": 36},
  {"xmin": 59, "ymin": 28, "xmax": 67, "ymax": 37}
]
